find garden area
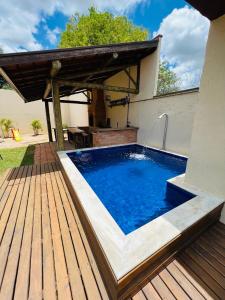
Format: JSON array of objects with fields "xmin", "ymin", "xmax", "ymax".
[
  {"xmin": 0, "ymin": 118, "xmax": 44, "ymax": 175},
  {"xmin": 0, "ymin": 145, "xmax": 35, "ymax": 175}
]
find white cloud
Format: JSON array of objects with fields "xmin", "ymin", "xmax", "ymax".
[
  {"xmin": 44, "ymin": 26, "xmax": 61, "ymax": 45},
  {"xmin": 0, "ymin": 0, "xmax": 146, "ymax": 53},
  {"xmin": 155, "ymin": 6, "xmax": 210, "ymax": 89}
]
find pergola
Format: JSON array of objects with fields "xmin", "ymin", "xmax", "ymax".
[
  {"xmin": 0, "ymin": 39, "xmax": 159, "ymax": 150},
  {"xmin": 186, "ymin": 0, "xmax": 225, "ymax": 20}
]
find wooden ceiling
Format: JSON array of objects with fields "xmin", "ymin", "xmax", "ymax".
[
  {"xmin": 186, "ymin": 0, "xmax": 225, "ymax": 20},
  {"xmin": 0, "ymin": 39, "xmax": 159, "ymax": 102}
]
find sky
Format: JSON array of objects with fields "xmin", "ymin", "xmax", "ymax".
[{"xmin": 0, "ymin": 0, "xmax": 210, "ymax": 89}]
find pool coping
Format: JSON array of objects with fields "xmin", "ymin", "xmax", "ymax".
[{"xmin": 58, "ymin": 143, "xmax": 224, "ymax": 283}]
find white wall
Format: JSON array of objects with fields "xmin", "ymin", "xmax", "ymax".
[
  {"xmin": 0, "ymin": 89, "xmax": 88, "ymax": 134},
  {"xmin": 129, "ymin": 90, "xmax": 199, "ymax": 155},
  {"xmin": 184, "ymin": 15, "xmax": 225, "ymax": 223}
]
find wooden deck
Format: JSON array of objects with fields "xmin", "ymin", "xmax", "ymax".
[{"xmin": 0, "ymin": 143, "xmax": 224, "ymax": 299}]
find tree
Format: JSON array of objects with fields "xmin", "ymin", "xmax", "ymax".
[
  {"xmin": 157, "ymin": 61, "xmax": 179, "ymax": 95},
  {"xmin": 59, "ymin": 7, "xmax": 148, "ymax": 48}
]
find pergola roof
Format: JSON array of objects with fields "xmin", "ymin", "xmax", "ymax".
[
  {"xmin": 0, "ymin": 39, "xmax": 159, "ymax": 102},
  {"xmin": 186, "ymin": 0, "xmax": 225, "ymax": 20}
]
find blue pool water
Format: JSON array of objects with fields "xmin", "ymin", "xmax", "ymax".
[{"xmin": 68, "ymin": 144, "xmax": 194, "ymax": 234}]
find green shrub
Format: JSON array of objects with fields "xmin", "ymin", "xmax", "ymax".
[
  {"xmin": 0, "ymin": 118, "xmax": 13, "ymax": 137},
  {"xmin": 31, "ymin": 120, "xmax": 42, "ymax": 135}
]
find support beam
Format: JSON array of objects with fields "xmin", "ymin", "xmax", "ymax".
[
  {"xmin": 70, "ymin": 53, "xmax": 120, "ymax": 94},
  {"xmin": 124, "ymin": 68, "xmax": 137, "ymax": 88},
  {"xmin": 55, "ymin": 64, "xmax": 133, "ymax": 81},
  {"xmin": 43, "ymin": 60, "xmax": 62, "ymax": 99},
  {"xmin": 43, "ymin": 81, "xmax": 51, "ymax": 99},
  {"xmin": 44, "ymin": 100, "xmax": 53, "ymax": 142},
  {"xmin": 43, "ymin": 99, "xmax": 91, "ymax": 105},
  {"xmin": 56, "ymin": 79, "xmax": 139, "ymax": 94},
  {"xmin": 51, "ymin": 81, "xmax": 64, "ymax": 150},
  {"xmin": 0, "ymin": 67, "xmax": 27, "ymax": 102},
  {"xmin": 136, "ymin": 62, "xmax": 141, "ymax": 93}
]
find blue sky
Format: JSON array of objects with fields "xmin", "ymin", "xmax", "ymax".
[{"xmin": 0, "ymin": 0, "xmax": 209, "ymax": 88}]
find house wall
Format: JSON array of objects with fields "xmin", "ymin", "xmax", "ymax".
[
  {"xmin": 184, "ymin": 15, "xmax": 225, "ymax": 223},
  {"xmin": 104, "ymin": 37, "xmax": 198, "ymax": 156},
  {"xmin": 0, "ymin": 89, "xmax": 88, "ymax": 134},
  {"xmin": 129, "ymin": 90, "xmax": 199, "ymax": 155},
  {"xmin": 105, "ymin": 40, "xmax": 161, "ymax": 129}
]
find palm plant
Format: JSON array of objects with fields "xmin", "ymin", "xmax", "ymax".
[
  {"xmin": 31, "ymin": 120, "xmax": 42, "ymax": 135},
  {"xmin": 0, "ymin": 118, "xmax": 13, "ymax": 138}
]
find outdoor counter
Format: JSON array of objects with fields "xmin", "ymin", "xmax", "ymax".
[{"xmin": 91, "ymin": 127, "xmax": 138, "ymax": 147}]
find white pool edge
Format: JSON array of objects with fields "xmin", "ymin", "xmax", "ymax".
[{"xmin": 58, "ymin": 144, "xmax": 224, "ymax": 280}]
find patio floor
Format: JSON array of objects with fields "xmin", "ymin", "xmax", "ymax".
[{"xmin": 0, "ymin": 142, "xmax": 224, "ymax": 299}]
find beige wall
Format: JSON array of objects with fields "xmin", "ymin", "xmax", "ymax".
[
  {"xmin": 184, "ymin": 15, "xmax": 225, "ymax": 223},
  {"xmin": 0, "ymin": 90, "xmax": 88, "ymax": 134},
  {"xmin": 105, "ymin": 38, "xmax": 161, "ymax": 129},
  {"xmin": 104, "ymin": 37, "xmax": 198, "ymax": 155},
  {"xmin": 129, "ymin": 91, "xmax": 198, "ymax": 155}
]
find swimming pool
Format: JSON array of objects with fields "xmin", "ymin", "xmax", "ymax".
[
  {"xmin": 67, "ymin": 144, "xmax": 194, "ymax": 234},
  {"xmin": 59, "ymin": 143, "xmax": 223, "ymax": 299}
]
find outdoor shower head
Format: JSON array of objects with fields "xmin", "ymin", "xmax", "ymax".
[{"xmin": 158, "ymin": 113, "xmax": 168, "ymax": 119}]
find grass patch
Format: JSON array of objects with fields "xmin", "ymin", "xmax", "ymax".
[{"xmin": 0, "ymin": 145, "xmax": 35, "ymax": 174}]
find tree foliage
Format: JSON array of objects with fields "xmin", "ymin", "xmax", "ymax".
[
  {"xmin": 59, "ymin": 7, "xmax": 148, "ymax": 48},
  {"xmin": 157, "ymin": 61, "xmax": 179, "ymax": 95},
  {"xmin": 59, "ymin": 8, "xmax": 179, "ymax": 94}
]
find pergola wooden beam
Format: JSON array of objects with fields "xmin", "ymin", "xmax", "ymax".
[
  {"xmin": 124, "ymin": 68, "xmax": 138, "ymax": 89},
  {"xmin": 51, "ymin": 81, "xmax": 64, "ymax": 150},
  {"xmin": 44, "ymin": 100, "xmax": 53, "ymax": 142},
  {"xmin": 43, "ymin": 60, "xmax": 62, "ymax": 145},
  {"xmin": 0, "ymin": 67, "xmax": 27, "ymax": 102},
  {"xmin": 56, "ymin": 79, "xmax": 139, "ymax": 94},
  {"xmin": 43, "ymin": 60, "xmax": 62, "ymax": 99},
  {"xmin": 43, "ymin": 99, "xmax": 91, "ymax": 105}
]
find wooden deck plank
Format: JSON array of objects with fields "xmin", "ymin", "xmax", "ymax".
[
  {"xmin": 212, "ymin": 224, "xmax": 225, "ymax": 237},
  {"xmin": 0, "ymin": 166, "xmax": 24, "ymax": 235},
  {"xmin": 202, "ymin": 230, "xmax": 225, "ymax": 251},
  {"xmin": 0, "ymin": 168, "xmax": 10, "ymax": 191},
  {"xmin": 40, "ymin": 163, "xmax": 57, "ymax": 300},
  {"xmin": 48, "ymin": 163, "xmax": 87, "ymax": 300},
  {"xmin": 0, "ymin": 143, "xmax": 225, "ymax": 300},
  {"xmin": 167, "ymin": 262, "xmax": 205, "ymax": 300},
  {"xmin": 52, "ymin": 163, "xmax": 103, "ymax": 300},
  {"xmin": 200, "ymin": 234, "xmax": 225, "ymax": 259},
  {"xmin": 14, "ymin": 165, "xmax": 37, "ymax": 300},
  {"xmin": 185, "ymin": 247, "xmax": 225, "ymax": 289},
  {"xmin": 132, "ymin": 290, "xmax": 147, "ymax": 300},
  {"xmin": 159, "ymin": 268, "xmax": 191, "ymax": 299},
  {"xmin": 173, "ymin": 259, "xmax": 216, "ymax": 300},
  {"xmin": 0, "ymin": 166, "xmax": 28, "ymax": 286},
  {"xmin": 44, "ymin": 163, "xmax": 72, "ymax": 300},
  {"xmin": 151, "ymin": 275, "xmax": 176, "ymax": 300},
  {"xmin": 178, "ymin": 253, "xmax": 222, "ymax": 299},
  {"xmin": 29, "ymin": 164, "xmax": 43, "ymax": 300},
  {"xmin": 191, "ymin": 241, "xmax": 225, "ymax": 276},
  {"xmin": 0, "ymin": 167, "xmax": 20, "ymax": 218},
  {"xmin": 142, "ymin": 282, "xmax": 161, "ymax": 300},
  {"xmin": 0, "ymin": 166, "xmax": 32, "ymax": 299},
  {"xmin": 57, "ymin": 164, "xmax": 109, "ymax": 300},
  {"xmin": 197, "ymin": 236, "xmax": 225, "ymax": 266}
]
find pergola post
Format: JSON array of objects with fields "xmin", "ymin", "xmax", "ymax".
[
  {"xmin": 44, "ymin": 100, "xmax": 53, "ymax": 142},
  {"xmin": 51, "ymin": 81, "xmax": 64, "ymax": 150}
]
